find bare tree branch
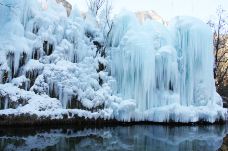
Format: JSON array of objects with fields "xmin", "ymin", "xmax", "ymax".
[
  {"xmin": 208, "ymin": 6, "xmax": 228, "ymax": 91},
  {"xmin": 217, "ymin": 66, "xmax": 228, "ymax": 86},
  {"xmin": 218, "ymin": 52, "xmax": 228, "ymax": 62},
  {"xmin": 86, "ymin": 0, "xmax": 105, "ymax": 15},
  {"xmin": 104, "ymin": 0, "xmax": 113, "ymax": 38}
]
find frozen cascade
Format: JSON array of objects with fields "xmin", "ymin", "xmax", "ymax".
[
  {"xmin": 154, "ymin": 46, "xmax": 179, "ymax": 107},
  {"xmin": 0, "ymin": 0, "xmax": 226, "ymax": 123},
  {"xmin": 109, "ymin": 11, "xmax": 139, "ymax": 47},
  {"xmin": 171, "ymin": 17, "xmax": 216, "ymax": 106},
  {"xmin": 111, "ymin": 20, "xmax": 179, "ymax": 110},
  {"xmin": 111, "ymin": 29, "xmax": 156, "ymax": 111},
  {"xmin": 0, "ymin": 0, "xmax": 96, "ymax": 110},
  {"xmin": 110, "ymin": 14, "xmax": 226, "ymax": 122}
]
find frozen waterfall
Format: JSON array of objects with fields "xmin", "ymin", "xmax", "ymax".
[
  {"xmin": 110, "ymin": 13, "xmax": 225, "ymax": 122},
  {"xmin": 171, "ymin": 17, "xmax": 216, "ymax": 107},
  {"xmin": 0, "ymin": 1, "xmax": 226, "ymax": 123}
]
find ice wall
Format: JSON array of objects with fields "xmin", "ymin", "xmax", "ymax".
[
  {"xmin": 109, "ymin": 11, "xmax": 139, "ymax": 47},
  {"xmin": 111, "ymin": 17, "xmax": 179, "ymax": 110},
  {"xmin": 110, "ymin": 13, "xmax": 226, "ymax": 122},
  {"xmin": 170, "ymin": 17, "xmax": 216, "ymax": 106},
  {"xmin": 0, "ymin": 0, "xmax": 106, "ymax": 112},
  {"xmin": 0, "ymin": 0, "xmax": 226, "ymax": 123}
]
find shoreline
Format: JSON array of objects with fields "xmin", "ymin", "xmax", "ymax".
[{"xmin": 0, "ymin": 114, "xmax": 226, "ymax": 127}]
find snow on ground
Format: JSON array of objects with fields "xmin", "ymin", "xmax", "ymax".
[{"xmin": 0, "ymin": 0, "xmax": 226, "ymax": 123}]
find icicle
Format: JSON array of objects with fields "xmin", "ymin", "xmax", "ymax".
[
  {"xmin": 32, "ymin": 48, "xmax": 43, "ymax": 60},
  {"xmin": 7, "ymin": 51, "xmax": 15, "ymax": 80},
  {"xmin": 0, "ymin": 96, "xmax": 4, "ymax": 110},
  {"xmin": 0, "ymin": 69, "xmax": 8, "ymax": 84},
  {"xmin": 62, "ymin": 87, "xmax": 69, "ymax": 109},
  {"xmin": 25, "ymin": 69, "xmax": 42, "ymax": 87},
  {"xmin": 58, "ymin": 85, "xmax": 70, "ymax": 109},
  {"xmin": 43, "ymin": 41, "xmax": 54, "ymax": 56},
  {"xmin": 25, "ymin": 80, "xmax": 30, "ymax": 91},
  {"xmin": 13, "ymin": 52, "xmax": 20, "ymax": 78},
  {"xmin": 4, "ymin": 96, "xmax": 8, "ymax": 109}
]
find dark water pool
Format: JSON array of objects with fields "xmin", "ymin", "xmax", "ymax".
[{"xmin": 0, "ymin": 124, "xmax": 227, "ymax": 151}]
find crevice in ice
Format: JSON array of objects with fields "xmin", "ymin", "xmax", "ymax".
[
  {"xmin": 32, "ymin": 22, "xmax": 39, "ymax": 35},
  {"xmin": 94, "ymin": 40, "xmax": 106, "ymax": 57},
  {"xmin": 43, "ymin": 41, "xmax": 54, "ymax": 56},
  {"xmin": 45, "ymin": 78, "xmax": 105, "ymax": 111},
  {"xmin": 30, "ymin": 75, "xmax": 49, "ymax": 95},
  {"xmin": 93, "ymin": 41, "xmax": 102, "ymax": 51},
  {"xmin": 25, "ymin": 69, "xmax": 43, "ymax": 88},
  {"xmin": 97, "ymin": 61, "xmax": 106, "ymax": 72},
  {"xmin": 98, "ymin": 77, "xmax": 103, "ymax": 86},
  {"xmin": 0, "ymin": 69, "xmax": 9, "ymax": 84},
  {"xmin": 0, "ymin": 95, "xmax": 9, "ymax": 110},
  {"xmin": 96, "ymin": 61, "xmax": 106, "ymax": 86},
  {"xmin": 85, "ymin": 31, "xmax": 95, "ymax": 41},
  {"xmin": 0, "ymin": 94, "xmax": 28, "ymax": 110},
  {"xmin": 6, "ymin": 51, "xmax": 16, "ymax": 79},
  {"xmin": 68, "ymin": 95, "xmax": 104, "ymax": 112},
  {"xmin": 6, "ymin": 51, "xmax": 28, "ymax": 80},
  {"xmin": 19, "ymin": 52, "xmax": 28, "ymax": 68},
  {"xmin": 11, "ymin": 76, "xmax": 30, "ymax": 91},
  {"xmin": 32, "ymin": 48, "xmax": 43, "ymax": 60}
]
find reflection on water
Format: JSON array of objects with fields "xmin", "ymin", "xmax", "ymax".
[{"xmin": 0, "ymin": 124, "xmax": 226, "ymax": 151}]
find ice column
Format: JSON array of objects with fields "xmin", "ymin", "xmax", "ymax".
[{"xmin": 171, "ymin": 17, "xmax": 216, "ymax": 106}]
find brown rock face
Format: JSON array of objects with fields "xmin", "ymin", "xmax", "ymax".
[
  {"xmin": 219, "ymin": 135, "xmax": 228, "ymax": 151},
  {"xmin": 135, "ymin": 10, "xmax": 167, "ymax": 25},
  {"xmin": 56, "ymin": 0, "xmax": 72, "ymax": 16}
]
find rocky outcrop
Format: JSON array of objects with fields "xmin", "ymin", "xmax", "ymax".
[
  {"xmin": 56, "ymin": 0, "xmax": 72, "ymax": 16},
  {"xmin": 219, "ymin": 135, "xmax": 228, "ymax": 151},
  {"xmin": 223, "ymin": 96, "xmax": 228, "ymax": 108},
  {"xmin": 135, "ymin": 10, "xmax": 167, "ymax": 25}
]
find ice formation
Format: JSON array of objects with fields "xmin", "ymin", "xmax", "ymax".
[
  {"xmin": 0, "ymin": 0, "xmax": 226, "ymax": 123},
  {"xmin": 110, "ymin": 13, "xmax": 226, "ymax": 122},
  {"xmin": 0, "ymin": 0, "xmax": 112, "ymax": 118}
]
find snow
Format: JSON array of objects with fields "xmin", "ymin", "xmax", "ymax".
[
  {"xmin": 11, "ymin": 75, "xmax": 30, "ymax": 89},
  {"xmin": 24, "ymin": 59, "xmax": 44, "ymax": 71},
  {"xmin": 39, "ymin": 58, "xmax": 109, "ymax": 109},
  {"xmin": 0, "ymin": 0, "xmax": 226, "ymax": 123}
]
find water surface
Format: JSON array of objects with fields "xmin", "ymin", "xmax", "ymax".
[{"xmin": 0, "ymin": 124, "xmax": 226, "ymax": 151}]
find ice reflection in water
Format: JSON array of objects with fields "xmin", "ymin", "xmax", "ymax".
[{"xmin": 0, "ymin": 124, "xmax": 226, "ymax": 151}]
